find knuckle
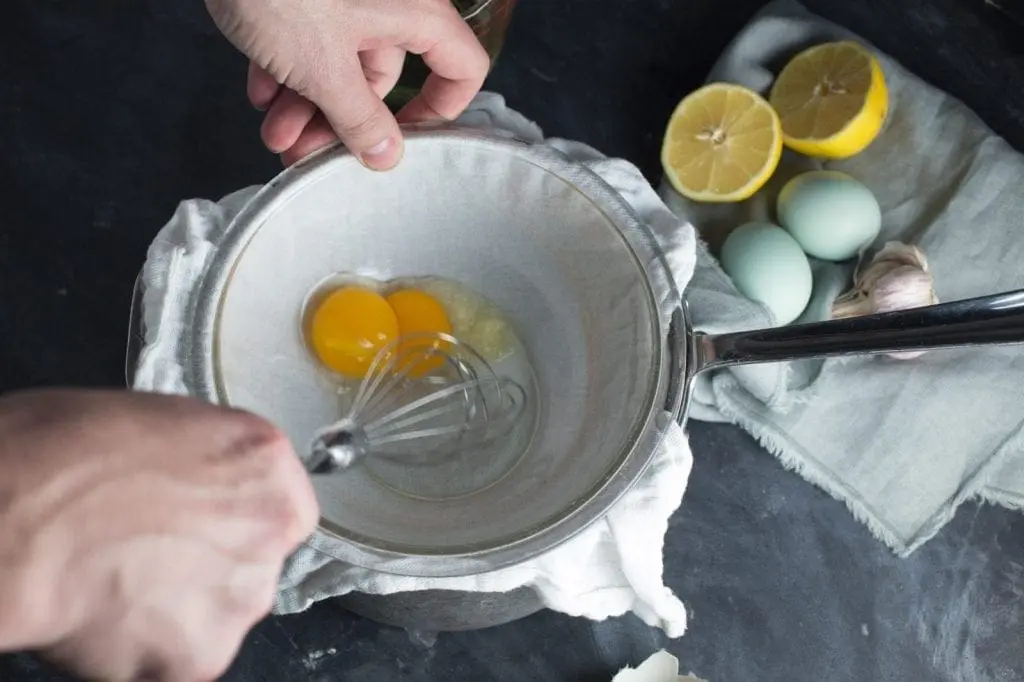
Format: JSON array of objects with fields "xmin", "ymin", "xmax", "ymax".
[
  {"xmin": 468, "ymin": 54, "xmax": 490, "ymax": 85},
  {"xmin": 244, "ymin": 575, "xmax": 280, "ymax": 621},
  {"xmin": 195, "ymin": 651, "xmax": 235, "ymax": 682},
  {"xmin": 211, "ymin": 411, "xmax": 297, "ymax": 483},
  {"xmin": 460, "ymin": 40, "xmax": 491, "ymax": 82},
  {"xmin": 185, "ymin": 601, "xmax": 253, "ymax": 680},
  {"xmin": 253, "ymin": 495, "xmax": 300, "ymax": 550},
  {"xmin": 337, "ymin": 105, "xmax": 392, "ymax": 142},
  {"xmin": 289, "ymin": 51, "xmax": 342, "ymax": 101},
  {"xmin": 293, "ymin": 487, "xmax": 321, "ymax": 539},
  {"xmin": 227, "ymin": 409, "xmax": 287, "ymax": 450},
  {"xmin": 250, "ymin": 439, "xmax": 319, "ymax": 545},
  {"xmin": 285, "ymin": 71, "xmax": 316, "ymax": 102},
  {"xmin": 273, "ymin": 479, "xmax": 320, "ymax": 546}
]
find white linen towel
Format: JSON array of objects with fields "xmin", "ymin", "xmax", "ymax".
[{"xmin": 132, "ymin": 92, "xmax": 700, "ymax": 637}]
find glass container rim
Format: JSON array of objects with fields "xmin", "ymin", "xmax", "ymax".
[{"xmin": 458, "ymin": 0, "xmax": 511, "ymax": 21}]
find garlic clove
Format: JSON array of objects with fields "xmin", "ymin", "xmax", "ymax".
[
  {"xmin": 830, "ymin": 289, "xmax": 870, "ymax": 320},
  {"xmin": 830, "ymin": 241, "xmax": 938, "ymax": 359},
  {"xmin": 854, "ymin": 241, "xmax": 930, "ymax": 292},
  {"xmin": 870, "ymin": 264, "xmax": 937, "ymax": 313}
]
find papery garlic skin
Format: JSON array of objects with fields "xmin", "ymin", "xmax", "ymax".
[
  {"xmin": 830, "ymin": 242, "xmax": 938, "ymax": 359},
  {"xmin": 872, "ymin": 265, "xmax": 938, "ymax": 313},
  {"xmin": 612, "ymin": 650, "xmax": 707, "ymax": 682},
  {"xmin": 857, "ymin": 241, "xmax": 931, "ymax": 290}
]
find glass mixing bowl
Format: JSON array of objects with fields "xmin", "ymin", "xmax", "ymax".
[{"xmin": 188, "ymin": 126, "xmax": 683, "ymax": 577}]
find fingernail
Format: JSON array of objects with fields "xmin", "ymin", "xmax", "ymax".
[{"xmin": 359, "ymin": 137, "xmax": 400, "ymax": 171}]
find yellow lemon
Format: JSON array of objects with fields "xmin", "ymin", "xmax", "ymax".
[
  {"xmin": 769, "ymin": 41, "xmax": 888, "ymax": 159},
  {"xmin": 661, "ymin": 82, "xmax": 783, "ymax": 203}
]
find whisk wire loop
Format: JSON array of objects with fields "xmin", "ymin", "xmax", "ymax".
[{"xmin": 307, "ymin": 332, "xmax": 527, "ymax": 474}]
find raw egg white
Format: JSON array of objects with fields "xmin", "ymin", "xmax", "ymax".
[{"xmin": 301, "ymin": 274, "xmax": 538, "ymax": 500}]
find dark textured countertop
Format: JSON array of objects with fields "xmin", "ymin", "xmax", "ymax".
[{"xmin": 2, "ymin": 0, "xmax": 1024, "ymax": 680}]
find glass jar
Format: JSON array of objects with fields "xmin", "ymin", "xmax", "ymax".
[{"xmin": 385, "ymin": 0, "xmax": 519, "ymax": 111}]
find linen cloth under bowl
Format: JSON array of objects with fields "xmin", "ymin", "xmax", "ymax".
[{"xmin": 131, "ymin": 93, "xmax": 698, "ymax": 636}]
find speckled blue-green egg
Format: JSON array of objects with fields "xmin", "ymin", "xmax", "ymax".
[
  {"xmin": 720, "ymin": 222, "xmax": 813, "ymax": 325},
  {"xmin": 777, "ymin": 170, "xmax": 882, "ymax": 262}
]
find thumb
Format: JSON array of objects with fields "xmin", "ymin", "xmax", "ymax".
[{"xmin": 308, "ymin": 58, "xmax": 404, "ymax": 171}]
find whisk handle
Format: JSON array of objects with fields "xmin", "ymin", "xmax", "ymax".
[{"xmin": 307, "ymin": 430, "xmax": 364, "ymax": 474}]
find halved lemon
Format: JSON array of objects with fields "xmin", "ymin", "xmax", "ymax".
[
  {"xmin": 769, "ymin": 41, "xmax": 888, "ymax": 159},
  {"xmin": 661, "ymin": 82, "xmax": 783, "ymax": 203}
]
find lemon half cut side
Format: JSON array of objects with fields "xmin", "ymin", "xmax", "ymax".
[
  {"xmin": 661, "ymin": 82, "xmax": 783, "ymax": 203},
  {"xmin": 769, "ymin": 40, "xmax": 889, "ymax": 159}
]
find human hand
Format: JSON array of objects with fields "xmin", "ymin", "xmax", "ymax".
[
  {"xmin": 0, "ymin": 389, "xmax": 318, "ymax": 682},
  {"xmin": 205, "ymin": 0, "xmax": 491, "ymax": 168}
]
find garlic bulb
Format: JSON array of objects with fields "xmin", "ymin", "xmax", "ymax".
[{"xmin": 831, "ymin": 242, "xmax": 938, "ymax": 359}]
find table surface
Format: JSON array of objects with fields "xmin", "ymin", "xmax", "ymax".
[{"xmin": 2, "ymin": 0, "xmax": 1024, "ymax": 680}]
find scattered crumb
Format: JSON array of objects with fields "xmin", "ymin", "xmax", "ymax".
[
  {"xmin": 529, "ymin": 67, "xmax": 558, "ymax": 83},
  {"xmin": 303, "ymin": 647, "xmax": 338, "ymax": 672},
  {"xmin": 406, "ymin": 628, "xmax": 439, "ymax": 649}
]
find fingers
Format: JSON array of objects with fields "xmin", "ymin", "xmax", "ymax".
[
  {"xmin": 244, "ymin": 3, "xmax": 489, "ymax": 170},
  {"xmin": 279, "ymin": 113, "xmax": 340, "ymax": 166},
  {"xmin": 261, "ymin": 88, "xmax": 317, "ymax": 153},
  {"xmin": 396, "ymin": 9, "xmax": 490, "ymax": 124},
  {"xmin": 261, "ymin": 47, "xmax": 404, "ymax": 164},
  {"xmin": 360, "ymin": 46, "xmax": 406, "ymax": 100},
  {"xmin": 306, "ymin": 56, "xmax": 404, "ymax": 170},
  {"xmin": 247, "ymin": 61, "xmax": 280, "ymax": 111},
  {"xmin": 45, "ymin": 603, "xmax": 250, "ymax": 682},
  {"xmin": 259, "ymin": 430, "xmax": 320, "ymax": 548},
  {"xmin": 223, "ymin": 422, "xmax": 319, "ymax": 549},
  {"xmin": 10, "ymin": 391, "xmax": 312, "ymax": 682}
]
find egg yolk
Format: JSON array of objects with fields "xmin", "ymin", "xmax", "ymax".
[
  {"xmin": 386, "ymin": 288, "xmax": 452, "ymax": 375},
  {"xmin": 309, "ymin": 286, "xmax": 399, "ymax": 379}
]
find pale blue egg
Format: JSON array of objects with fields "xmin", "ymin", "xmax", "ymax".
[
  {"xmin": 777, "ymin": 170, "xmax": 881, "ymax": 262},
  {"xmin": 720, "ymin": 222, "xmax": 813, "ymax": 326}
]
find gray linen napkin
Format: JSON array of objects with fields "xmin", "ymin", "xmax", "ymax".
[{"xmin": 660, "ymin": 0, "xmax": 1024, "ymax": 555}]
